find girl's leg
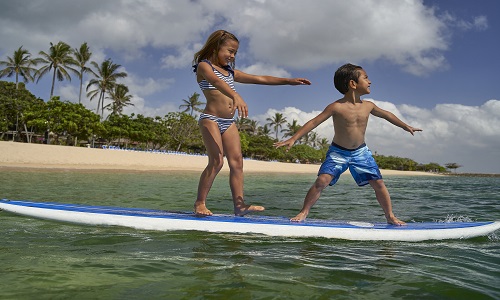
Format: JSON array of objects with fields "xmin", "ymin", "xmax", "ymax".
[
  {"xmin": 194, "ymin": 119, "xmax": 225, "ymax": 216},
  {"xmin": 291, "ymin": 173, "xmax": 333, "ymax": 222},
  {"xmin": 368, "ymin": 179, "xmax": 406, "ymax": 225},
  {"xmin": 222, "ymin": 124, "xmax": 264, "ymax": 216}
]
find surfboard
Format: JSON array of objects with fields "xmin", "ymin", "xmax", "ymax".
[{"xmin": 1, "ymin": 199, "xmax": 499, "ymax": 241}]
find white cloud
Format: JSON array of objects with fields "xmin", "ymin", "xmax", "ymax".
[
  {"xmin": 256, "ymin": 99, "xmax": 500, "ymax": 173},
  {"xmin": 0, "ymin": 0, "xmax": 483, "ymax": 76},
  {"xmin": 121, "ymin": 95, "xmax": 177, "ymax": 118},
  {"xmin": 119, "ymin": 69, "xmax": 175, "ymax": 97},
  {"xmin": 161, "ymin": 43, "xmax": 203, "ymax": 69},
  {"xmin": 224, "ymin": 0, "xmax": 450, "ymax": 75},
  {"xmin": 239, "ymin": 63, "xmax": 291, "ymax": 78}
]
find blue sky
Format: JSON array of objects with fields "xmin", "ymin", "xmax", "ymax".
[{"xmin": 1, "ymin": 0, "xmax": 499, "ymax": 173}]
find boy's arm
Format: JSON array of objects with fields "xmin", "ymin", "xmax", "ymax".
[
  {"xmin": 371, "ymin": 105, "xmax": 422, "ymax": 135},
  {"xmin": 234, "ymin": 69, "xmax": 311, "ymax": 86},
  {"xmin": 274, "ymin": 105, "xmax": 334, "ymax": 151}
]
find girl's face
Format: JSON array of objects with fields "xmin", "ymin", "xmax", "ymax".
[{"xmin": 216, "ymin": 39, "xmax": 239, "ymax": 66}]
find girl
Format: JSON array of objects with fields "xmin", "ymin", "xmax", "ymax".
[{"xmin": 192, "ymin": 29, "xmax": 311, "ymax": 216}]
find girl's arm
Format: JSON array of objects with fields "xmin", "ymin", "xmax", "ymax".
[
  {"xmin": 234, "ymin": 69, "xmax": 311, "ymax": 86},
  {"xmin": 371, "ymin": 104, "xmax": 422, "ymax": 135},
  {"xmin": 197, "ymin": 62, "xmax": 248, "ymax": 117}
]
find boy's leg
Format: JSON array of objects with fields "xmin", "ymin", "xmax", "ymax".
[
  {"xmin": 291, "ymin": 173, "xmax": 333, "ymax": 222},
  {"xmin": 195, "ymin": 119, "xmax": 225, "ymax": 216},
  {"xmin": 222, "ymin": 124, "xmax": 264, "ymax": 216},
  {"xmin": 368, "ymin": 179, "xmax": 406, "ymax": 225}
]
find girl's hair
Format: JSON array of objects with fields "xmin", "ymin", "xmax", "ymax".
[
  {"xmin": 193, "ymin": 30, "xmax": 239, "ymax": 69},
  {"xmin": 334, "ymin": 63, "xmax": 363, "ymax": 94}
]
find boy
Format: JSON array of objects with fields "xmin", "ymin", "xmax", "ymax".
[{"xmin": 274, "ymin": 63, "xmax": 421, "ymax": 224}]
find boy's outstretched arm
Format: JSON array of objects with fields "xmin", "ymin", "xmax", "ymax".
[
  {"xmin": 274, "ymin": 105, "xmax": 334, "ymax": 151},
  {"xmin": 371, "ymin": 105, "xmax": 422, "ymax": 135}
]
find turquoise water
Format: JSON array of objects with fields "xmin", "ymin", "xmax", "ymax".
[{"xmin": 1, "ymin": 170, "xmax": 499, "ymax": 299}]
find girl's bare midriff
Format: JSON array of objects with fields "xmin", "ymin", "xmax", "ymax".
[{"xmin": 201, "ymin": 89, "xmax": 234, "ymax": 118}]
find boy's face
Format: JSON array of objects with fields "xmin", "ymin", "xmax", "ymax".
[{"xmin": 353, "ymin": 69, "xmax": 371, "ymax": 95}]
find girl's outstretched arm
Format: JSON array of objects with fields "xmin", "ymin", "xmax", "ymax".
[{"xmin": 234, "ymin": 70, "xmax": 311, "ymax": 86}]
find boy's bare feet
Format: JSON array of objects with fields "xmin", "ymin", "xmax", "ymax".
[
  {"xmin": 234, "ymin": 204, "xmax": 265, "ymax": 216},
  {"xmin": 290, "ymin": 211, "xmax": 308, "ymax": 222},
  {"xmin": 194, "ymin": 202, "xmax": 213, "ymax": 216},
  {"xmin": 386, "ymin": 215, "xmax": 406, "ymax": 225}
]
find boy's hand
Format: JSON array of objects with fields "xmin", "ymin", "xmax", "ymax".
[
  {"xmin": 274, "ymin": 139, "xmax": 296, "ymax": 152},
  {"xmin": 406, "ymin": 126, "xmax": 422, "ymax": 135}
]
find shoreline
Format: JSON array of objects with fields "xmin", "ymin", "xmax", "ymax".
[{"xmin": 0, "ymin": 141, "xmax": 440, "ymax": 176}]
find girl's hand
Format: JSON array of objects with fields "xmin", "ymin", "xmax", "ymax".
[
  {"xmin": 289, "ymin": 78, "xmax": 311, "ymax": 86},
  {"xmin": 232, "ymin": 94, "xmax": 248, "ymax": 118}
]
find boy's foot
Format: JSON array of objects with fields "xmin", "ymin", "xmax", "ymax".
[
  {"xmin": 234, "ymin": 204, "xmax": 265, "ymax": 216},
  {"xmin": 290, "ymin": 212, "xmax": 308, "ymax": 222},
  {"xmin": 387, "ymin": 215, "xmax": 406, "ymax": 226},
  {"xmin": 194, "ymin": 203, "xmax": 213, "ymax": 216}
]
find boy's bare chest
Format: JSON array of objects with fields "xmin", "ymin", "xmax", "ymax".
[{"xmin": 336, "ymin": 104, "xmax": 370, "ymax": 124}]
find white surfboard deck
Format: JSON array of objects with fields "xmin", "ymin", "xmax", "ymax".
[{"xmin": 1, "ymin": 199, "xmax": 499, "ymax": 241}]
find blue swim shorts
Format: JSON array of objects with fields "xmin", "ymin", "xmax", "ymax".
[{"xmin": 318, "ymin": 143, "xmax": 382, "ymax": 186}]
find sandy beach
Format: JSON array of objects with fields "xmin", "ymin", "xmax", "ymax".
[{"xmin": 0, "ymin": 141, "xmax": 437, "ymax": 176}]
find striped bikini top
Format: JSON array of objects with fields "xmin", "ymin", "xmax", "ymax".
[{"xmin": 194, "ymin": 59, "xmax": 236, "ymax": 92}]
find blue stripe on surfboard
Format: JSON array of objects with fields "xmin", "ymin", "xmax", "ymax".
[{"xmin": 0, "ymin": 199, "xmax": 495, "ymax": 230}]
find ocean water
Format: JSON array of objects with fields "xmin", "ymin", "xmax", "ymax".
[{"xmin": 0, "ymin": 169, "xmax": 499, "ymax": 299}]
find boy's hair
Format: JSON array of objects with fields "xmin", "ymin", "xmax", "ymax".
[
  {"xmin": 193, "ymin": 30, "xmax": 239, "ymax": 69},
  {"xmin": 334, "ymin": 63, "xmax": 363, "ymax": 94}
]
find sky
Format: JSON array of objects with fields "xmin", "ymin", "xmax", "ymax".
[{"xmin": 0, "ymin": 0, "xmax": 499, "ymax": 174}]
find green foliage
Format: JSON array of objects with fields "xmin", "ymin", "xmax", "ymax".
[
  {"xmin": 102, "ymin": 114, "xmax": 132, "ymax": 147},
  {"xmin": 0, "ymin": 81, "xmax": 45, "ymax": 141},
  {"xmin": 419, "ymin": 162, "xmax": 447, "ymax": 173},
  {"xmin": 286, "ymin": 144, "xmax": 323, "ymax": 164},
  {"xmin": 444, "ymin": 162, "xmax": 462, "ymax": 173},
  {"xmin": 42, "ymin": 97, "xmax": 102, "ymax": 145},
  {"xmin": 0, "ymin": 40, "xmax": 451, "ymax": 172},
  {"xmin": 374, "ymin": 155, "xmax": 417, "ymax": 171},
  {"xmin": 163, "ymin": 112, "xmax": 202, "ymax": 152},
  {"xmin": 242, "ymin": 133, "xmax": 275, "ymax": 159}
]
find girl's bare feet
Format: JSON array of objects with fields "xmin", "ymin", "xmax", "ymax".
[
  {"xmin": 290, "ymin": 211, "xmax": 308, "ymax": 222},
  {"xmin": 194, "ymin": 202, "xmax": 213, "ymax": 216},
  {"xmin": 386, "ymin": 215, "xmax": 406, "ymax": 225},
  {"xmin": 234, "ymin": 204, "xmax": 265, "ymax": 216}
]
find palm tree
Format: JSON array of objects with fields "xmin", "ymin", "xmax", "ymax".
[
  {"xmin": 319, "ymin": 138, "xmax": 330, "ymax": 149},
  {"xmin": 247, "ymin": 119, "xmax": 259, "ymax": 135},
  {"xmin": 258, "ymin": 124, "xmax": 272, "ymax": 137},
  {"xmin": 105, "ymin": 84, "xmax": 134, "ymax": 117},
  {"xmin": 0, "ymin": 46, "xmax": 40, "ymax": 143},
  {"xmin": 266, "ymin": 112, "xmax": 287, "ymax": 140},
  {"xmin": 86, "ymin": 58, "xmax": 127, "ymax": 119},
  {"xmin": 282, "ymin": 119, "xmax": 301, "ymax": 139},
  {"xmin": 0, "ymin": 46, "xmax": 38, "ymax": 89},
  {"xmin": 236, "ymin": 118, "xmax": 258, "ymax": 135},
  {"xmin": 73, "ymin": 42, "xmax": 94, "ymax": 104},
  {"xmin": 308, "ymin": 132, "xmax": 318, "ymax": 148},
  {"xmin": 179, "ymin": 92, "xmax": 204, "ymax": 116},
  {"xmin": 36, "ymin": 41, "xmax": 79, "ymax": 99}
]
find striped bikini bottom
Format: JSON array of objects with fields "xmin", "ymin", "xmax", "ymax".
[{"xmin": 198, "ymin": 113, "xmax": 235, "ymax": 134}]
